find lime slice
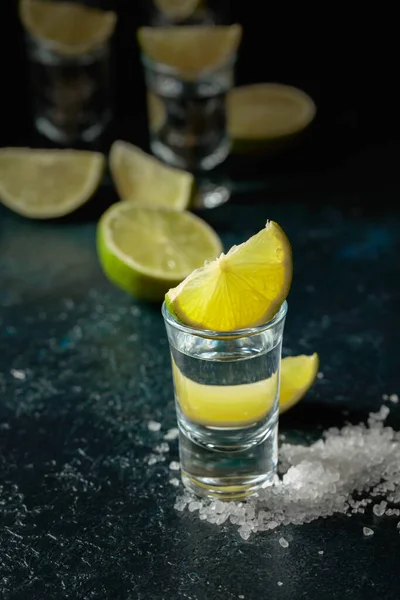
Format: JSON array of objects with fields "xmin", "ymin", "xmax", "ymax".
[
  {"xmin": 228, "ymin": 83, "xmax": 316, "ymax": 153},
  {"xmin": 97, "ymin": 204, "xmax": 223, "ymax": 301},
  {"xmin": 166, "ymin": 221, "xmax": 292, "ymax": 331},
  {"xmin": 0, "ymin": 148, "xmax": 104, "ymax": 219},
  {"xmin": 171, "ymin": 353, "xmax": 318, "ymax": 426},
  {"xmin": 137, "ymin": 25, "xmax": 242, "ymax": 74},
  {"xmin": 280, "ymin": 353, "xmax": 319, "ymax": 414},
  {"xmin": 154, "ymin": 0, "xmax": 200, "ymax": 21},
  {"xmin": 109, "ymin": 141, "xmax": 194, "ymax": 210},
  {"xmin": 19, "ymin": 0, "xmax": 117, "ymax": 55}
]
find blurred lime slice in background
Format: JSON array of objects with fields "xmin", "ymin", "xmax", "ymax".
[
  {"xmin": 0, "ymin": 148, "xmax": 104, "ymax": 219},
  {"xmin": 137, "ymin": 25, "xmax": 242, "ymax": 74},
  {"xmin": 109, "ymin": 141, "xmax": 194, "ymax": 210},
  {"xmin": 154, "ymin": 0, "xmax": 201, "ymax": 21},
  {"xmin": 19, "ymin": 0, "xmax": 117, "ymax": 55},
  {"xmin": 228, "ymin": 83, "xmax": 316, "ymax": 153}
]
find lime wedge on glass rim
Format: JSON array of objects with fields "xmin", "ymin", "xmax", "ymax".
[
  {"xmin": 97, "ymin": 204, "xmax": 223, "ymax": 301},
  {"xmin": 166, "ymin": 220, "xmax": 292, "ymax": 331}
]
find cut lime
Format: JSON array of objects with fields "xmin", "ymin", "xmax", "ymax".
[
  {"xmin": 19, "ymin": 0, "xmax": 117, "ymax": 55},
  {"xmin": 280, "ymin": 353, "xmax": 319, "ymax": 414},
  {"xmin": 172, "ymin": 353, "xmax": 318, "ymax": 426},
  {"xmin": 228, "ymin": 83, "xmax": 316, "ymax": 153},
  {"xmin": 154, "ymin": 0, "xmax": 200, "ymax": 21},
  {"xmin": 97, "ymin": 204, "xmax": 223, "ymax": 301},
  {"xmin": 109, "ymin": 141, "xmax": 194, "ymax": 210},
  {"xmin": 0, "ymin": 148, "xmax": 104, "ymax": 219},
  {"xmin": 166, "ymin": 221, "xmax": 292, "ymax": 331},
  {"xmin": 137, "ymin": 25, "xmax": 242, "ymax": 75}
]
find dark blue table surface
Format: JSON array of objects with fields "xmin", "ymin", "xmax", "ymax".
[{"xmin": 1, "ymin": 139, "xmax": 400, "ymax": 600}]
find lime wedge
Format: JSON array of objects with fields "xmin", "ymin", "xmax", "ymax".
[
  {"xmin": 154, "ymin": 0, "xmax": 200, "ymax": 21},
  {"xmin": 109, "ymin": 141, "xmax": 194, "ymax": 210},
  {"xmin": 166, "ymin": 221, "xmax": 292, "ymax": 331},
  {"xmin": 0, "ymin": 148, "xmax": 104, "ymax": 219},
  {"xmin": 97, "ymin": 204, "xmax": 223, "ymax": 301},
  {"xmin": 280, "ymin": 353, "xmax": 319, "ymax": 413},
  {"xmin": 137, "ymin": 25, "xmax": 242, "ymax": 75},
  {"xmin": 171, "ymin": 353, "xmax": 318, "ymax": 426},
  {"xmin": 19, "ymin": 0, "xmax": 117, "ymax": 55},
  {"xmin": 228, "ymin": 83, "xmax": 316, "ymax": 153}
]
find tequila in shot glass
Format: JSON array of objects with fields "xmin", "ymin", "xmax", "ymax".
[
  {"xmin": 20, "ymin": 0, "xmax": 116, "ymax": 144},
  {"xmin": 139, "ymin": 25, "xmax": 242, "ymax": 171},
  {"xmin": 162, "ymin": 301, "xmax": 287, "ymax": 499}
]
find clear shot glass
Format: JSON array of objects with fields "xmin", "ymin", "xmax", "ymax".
[
  {"xmin": 24, "ymin": 27, "xmax": 114, "ymax": 144},
  {"xmin": 143, "ymin": 53, "xmax": 235, "ymax": 172},
  {"xmin": 162, "ymin": 301, "xmax": 287, "ymax": 500}
]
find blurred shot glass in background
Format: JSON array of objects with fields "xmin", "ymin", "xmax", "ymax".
[
  {"xmin": 139, "ymin": 25, "xmax": 242, "ymax": 172},
  {"xmin": 20, "ymin": 0, "xmax": 117, "ymax": 144},
  {"xmin": 146, "ymin": 0, "xmax": 230, "ymax": 26}
]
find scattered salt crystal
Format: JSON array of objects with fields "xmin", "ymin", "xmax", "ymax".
[
  {"xmin": 318, "ymin": 550, "xmax": 324, "ymax": 555},
  {"xmin": 155, "ymin": 442, "xmax": 169, "ymax": 454},
  {"xmin": 148, "ymin": 420, "xmax": 161, "ymax": 432},
  {"xmin": 279, "ymin": 537, "xmax": 289, "ymax": 548},
  {"xmin": 389, "ymin": 394, "xmax": 399, "ymax": 404},
  {"xmin": 277, "ymin": 582, "xmax": 283, "ymax": 587},
  {"xmin": 173, "ymin": 402, "xmax": 400, "ymax": 539},
  {"xmin": 169, "ymin": 478, "xmax": 180, "ymax": 487},
  {"xmin": 363, "ymin": 527, "xmax": 374, "ymax": 537},
  {"xmin": 382, "ymin": 394, "xmax": 389, "ymax": 401},
  {"xmin": 164, "ymin": 428, "xmax": 179, "ymax": 440},
  {"xmin": 373, "ymin": 502, "xmax": 386, "ymax": 517},
  {"xmin": 317, "ymin": 372, "xmax": 324, "ymax": 379},
  {"xmin": 169, "ymin": 461, "xmax": 180, "ymax": 471},
  {"xmin": 10, "ymin": 369, "xmax": 26, "ymax": 380},
  {"xmin": 238, "ymin": 595, "xmax": 245, "ymax": 599}
]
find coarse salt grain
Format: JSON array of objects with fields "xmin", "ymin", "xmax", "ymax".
[
  {"xmin": 148, "ymin": 420, "xmax": 161, "ymax": 432},
  {"xmin": 174, "ymin": 404, "xmax": 400, "ymax": 539},
  {"xmin": 389, "ymin": 394, "xmax": 399, "ymax": 404},
  {"xmin": 164, "ymin": 428, "xmax": 179, "ymax": 440},
  {"xmin": 279, "ymin": 537, "xmax": 289, "ymax": 548},
  {"xmin": 363, "ymin": 527, "xmax": 374, "ymax": 537}
]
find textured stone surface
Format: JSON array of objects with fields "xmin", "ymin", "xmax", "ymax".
[{"xmin": 1, "ymin": 169, "xmax": 400, "ymax": 599}]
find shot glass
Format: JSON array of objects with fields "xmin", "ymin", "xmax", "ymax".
[
  {"xmin": 162, "ymin": 301, "xmax": 287, "ymax": 500},
  {"xmin": 25, "ymin": 32, "xmax": 112, "ymax": 144},
  {"xmin": 143, "ymin": 52, "xmax": 235, "ymax": 171}
]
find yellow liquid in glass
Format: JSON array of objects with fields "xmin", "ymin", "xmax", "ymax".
[{"xmin": 172, "ymin": 360, "xmax": 278, "ymax": 428}]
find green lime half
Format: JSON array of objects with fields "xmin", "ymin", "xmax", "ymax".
[{"xmin": 97, "ymin": 203, "xmax": 223, "ymax": 301}]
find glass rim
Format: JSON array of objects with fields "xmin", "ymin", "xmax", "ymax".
[
  {"xmin": 162, "ymin": 300, "xmax": 288, "ymax": 339},
  {"xmin": 140, "ymin": 51, "xmax": 237, "ymax": 78}
]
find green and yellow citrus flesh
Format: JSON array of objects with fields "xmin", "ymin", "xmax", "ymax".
[
  {"xmin": 228, "ymin": 83, "xmax": 316, "ymax": 153},
  {"xmin": 166, "ymin": 221, "xmax": 292, "ymax": 331},
  {"xmin": 109, "ymin": 141, "xmax": 193, "ymax": 210},
  {"xmin": 154, "ymin": 0, "xmax": 200, "ymax": 21},
  {"xmin": 137, "ymin": 25, "xmax": 242, "ymax": 75},
  {"xmin": 19, "ymin": 0, "xmax": 117, "ymax": 55},
  {"xmin": 0, "ymin": 148, "xmax": 104, "ymax": 219},
  {"xmin": 97, "ymin": 204, "xmax": 223, "ymax": 301},
  {"xmin": 172, "ymin": 353, "xmax": 319, "ymax": 426}
]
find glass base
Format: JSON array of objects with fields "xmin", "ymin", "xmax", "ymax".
[
  {"xmin": 150, "ymin": 136, "xmax": 231, "ymax": 172},
  {"xmin": 35, "ymin": 112, "xmax": 111, "ymax": 144},
  {"xmin": 178, "ymin": 414, "xmax": 278, "ymax": 500}
]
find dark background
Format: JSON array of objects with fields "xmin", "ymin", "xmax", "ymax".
[{"xmin": 1, "ymin": 0, "xmax": 399, "ymax": 178}]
